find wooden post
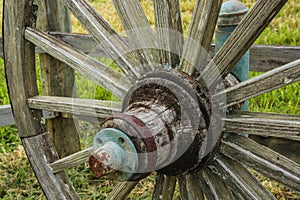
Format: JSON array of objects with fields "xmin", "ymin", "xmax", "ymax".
[{"xmin": 37, "ymin": 0, "xmax": 80, "ymax": 158}]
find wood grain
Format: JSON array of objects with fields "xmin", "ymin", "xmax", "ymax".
[
  {"xmin": 224, "ymin": 110, "xmax": 300, "ymax": 140},
  {"xmin": 153, "ymin": 0, "xmax": 183, "ymax": 67},
  {"xmin": 0, "ymin": 105, "xmax": 15, "ymax": 126},
  {"xmin": 28, "ymin": 96, "xmax": 122, "ymax": 119},
  {"xmin": 153, "ymin": 174, "xmax": 176, "ymax": 200},
  {"xmin": 185, "ymin": 173, "xmax": 205, "ymax": 200},
  {"xmin": 50, "ymin": 147, "xmax": 92, "ymax": 173},
  {"xmin": 62, "ymin": 0, "xmax": 143, "ymax": 81},
  {"xmin": 199, "ymin": 0, "xmax": 288, "ymax": 87},
  {"xmin": 177, "ymin": 174, "xmax": 205, "ymax": 200},
  {"xmin": 3, "ymin": 0, "xmax": 43, "ymax": 138},
  {"xmin": 22, "ymin": 132, "xmax": 79, "ymax": 199},
  {"xmin": 214, "ymin": 59, "xmax": 300, "ymax": 109},
  {"xmin": 113, "ymin": 0, "xmax": 159, "ymax": 70},
  {"xmin": 0, "ymin": 105, "xmax": 55, "ymax": 127},
  {"xmin": 106, "ymin": 181, "xmax": 139, "ymax": 200},
  {"xmin": 25, "ymin": 28, "xmax": 131, "ymax": 99},
  {"xmin": 221, "ymin": 134, "xmax": 300, "ymax": 192},
  {"xmin": 213, "ymin": 155, "xmax": 276, "ymax": 200},
  {"xmin": 200, "ymin": 168, "xmax": 234, "ymax": 199},
  {"xmin": 37, "ymin": 0, "xmax": 80, "ymax": 158},
  {"xmin": 180, "ymin": 0, "xmax": 222, "ymax": 75},
  {"xmin": 3, "ymin": 1, "xmax": 79, "ymax": 198},
  {"xmin": 1, "ymin": 33, "xmax": 298, "ymax": 72}
]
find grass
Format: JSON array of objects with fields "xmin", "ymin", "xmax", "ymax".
[{"xmin": 0, "ymin": 0, "xmax": 299, "ymax": 199}]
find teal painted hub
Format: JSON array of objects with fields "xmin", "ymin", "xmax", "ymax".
[{"xmin": 90, "ymin": 128, "xmax": 138, "ymax": 181}]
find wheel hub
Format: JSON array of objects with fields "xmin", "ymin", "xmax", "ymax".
[{"xmin": 89, "ymin": 69, "xmax": 236, "ymax": 180}]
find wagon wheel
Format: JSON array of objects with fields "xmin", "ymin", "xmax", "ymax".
[{"xmin": 3, "ymin": 0, "xmax": 300, "ymax": 199}]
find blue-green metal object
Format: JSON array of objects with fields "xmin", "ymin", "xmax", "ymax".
[
  {"xmin": 90, "ymin": 128, "xmax": 138, "ymax": 181},
  {"xmin": 216, "ymin": 0, "xmax": 249, "ymax": 110}
]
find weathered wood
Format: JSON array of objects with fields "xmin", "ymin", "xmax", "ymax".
[
  {"xmin": 1, "ymin": 33, "xmax": 299, "ymax": 72},
  {"xmin": 213, "ymin": 155, "xmax": 277, "ymax": 200},
  {"xmin": 224, "ymin": 110, "xmax": 300, "ymax": 163},
  {"xmin": 22, "ymin": 133, "xmax": 79, "ymax": 199},
  {"xmin": 153, "ymin": 0, "xmax": 183, "ymax": 67},
  {"xmin": 50, "ymin": 147, "xmax": 92, "ymax": 173},
  {"xmin": 200, "ymin": 168, "xmax": 234, "ymax": 200},
  {"xmin": 25, "ymin": 28, "xmax": 130, "ymax": 99},
  {"xmin": 214, "ymin": 59, "xmax": 300, "ymax": 108},
  {"xmin": 106, "ymin": 181, "xmax": 139, "ymax": 200},
  {"xmin": 152, "ymin": 174, "xmax": 176, "ymax": 200},
  {"xmin": 177, "ymin": 175, "xmax": 189, "ymax": 200},
  {"xmin": 37, "ymin": 0, "xmax": 80, "ymax": 158},
  {"xmin": 209, "ymin": 44, "xmax": 300, "ymax": 72},
  {"xmin": 180, "ymin": 0, "xmax": 222, "ymax": 75},
  {"xmin": 250, "ymin": 136, "xmax": 300, "ymax": 164},
  {"xmin": 1, "ymin": 32, "xmax": 297, "ymax": 72},
  {"xmin": 224, "ymin": 110, "xmax": 300, "ymax": 140},
  {"xmin": 152, "ymin": 173, "xmax": 165, "ymax": 200},
  {"xmin": 122, "ymin": 70, "xmax": 207, "ymax": 174},
  {"xmin": 0, "ymin": 105, "xmax": 15, "ymax": 126},
  {"xmin": 62, "ymin": 0, "xmax": 142, "ymax": 81},
  {"xmin": 248, "ymin": 45, "xmax": 300, "ymax": 72},
  {"xmin": 197, "ymin": 173, "xmax": 215, "ymax": 200},
  {"xmin": 4, "ymin": 1, "xmax": 79, "ymax": 198},
  {"xmin": 113, "ymin": 0, "xmax": 159, "ymax": 70},
  {"xmin": 3, "ymin": 0, "xmax": 44, "ymax": 138},
  {"xmin": 221, "ymin": 134, "xmax": 300, "ymax": 192},
  {"xmin": 177, "ymin": 174, "xmax": 205, "ymax": 200},
  {"xmin": 28, "ymin": 96, "xmax": 122, "ymax": 119},
  {"xmin": 161, "ymin": 176, "xmax": 176, "ymax": 199},
  {"xmin": 43, "ymin": 33, "xmax": 106, "ymax": 57},
  {"xmin": 199, "ymin": 0, "xmax": 288, "ymax": 87},
  {"xmin": 0, "ymin": 105, "xmax": 56, "ymax": 127},
  {"xmin": 185, "ymin": 173, "xmax": 205, "ymax": 200}
]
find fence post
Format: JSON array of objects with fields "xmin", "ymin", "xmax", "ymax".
[{"xmin": 37, "ymin": 0, "xmax": 80, "ymax": 158}]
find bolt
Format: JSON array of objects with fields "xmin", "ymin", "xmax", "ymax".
[
  {"xmin": 89, "ymin": 128, "xmax": 139, "ymax": 181},
  {"xmin": 89, "ymin": 141, "xmax": 123, "ymax": 177}
]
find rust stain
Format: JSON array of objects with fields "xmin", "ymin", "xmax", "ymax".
[{"xmin": 89, "ymin": 151, "xmax": 113, "ymax": 177}]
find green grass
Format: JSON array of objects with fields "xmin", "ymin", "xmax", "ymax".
[{"xmin": 0, "ymin": 0, "xmax": 299, "ymax": 199}]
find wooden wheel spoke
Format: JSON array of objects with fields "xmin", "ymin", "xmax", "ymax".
[
  {"xmin": 214, "ymin": 59, "xmax": 300, "ymax": 108},
  {"xmin": 53, "ymin": 151, "xmax": 140, "ymax": 199},
  {"xmin": 199, "ymin": 168, "xmax": 234, "ymax": 200},
  {"xmin": 152, "ymin": 173, "xmax": 165, "ymax": 199},
  {"xmin": 221, "ymin": 134, "xmax": 300, "ymax": 192},
  {"xmin": 152, "ymin": 174, "xmax": 176, "ymax": 200},
  {"xmin": 197, "ymin": 174, "xmax": 214, "ymax": 200},
  {"xmin": 28, "ymin": 96, "xmax": 121, "ymax": 119},
  {"xmin": 212, "ymin": 155, "xmax": 277, "ymax": 200},
  {"xmin": 23, "ymin": 134, "xmax": 80, "ymax": 199},
  {"xmin": 107, "ymin": 181, "xmax": 139, "ymax": 200},
  {"xmin": 62, "ymin": 0, "xmax": 142, "ymax": 80},
  {"xmin": 199, "ymin": 0, "xmax": 288, "ymax": 87},
  {"xmin": 179, "ymin": 0, "xmax": 222, "ymax": 75},
  {"xmin": 153, "ymin": 0, "xmax": 184, "ymax": 67},
  {"xmin": 177, "ymin": 174, "xmax": 204, "ymax": 200},
  {"xmin": 177, "ymin": 175, "xmax": 189, "ymax": 200},
  {"xmin": 25, "ymin": 28, "xmax": 131, "ymax": 98},
  {"xmin": 186, "ymin": 173, "xmax": 205, "ymax": 200},
  {"xmin": 50, "ymin": 147, "xmax": 92, "ymax": 173},
  {"xmin": 113, "ymin": 0, "xmax": 159, "ymax": 70},
  {"xmin": 224, "ymin": 111, "xmax": 300, "ymax": 139}
]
